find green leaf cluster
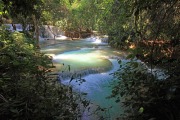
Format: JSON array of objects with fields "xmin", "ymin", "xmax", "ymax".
[
  {"xmin": 111, "ymin": 58, "xmax": 180, "ymax": 119},
  {"xmin": 0, "ymin": 28, "xmax": 86, "ymax": 119}
]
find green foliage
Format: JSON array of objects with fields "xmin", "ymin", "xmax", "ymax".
[
  {"xmin": 40, "ymin": 0, "xmax": 67, "ymax": 25},
  {"xmin": 0, "ymin": 28, "xmax": 87, "ymax": 119},
  {"xmin": 2, "ymin": 0, "xmax": 43, "ymax": 19},
  {"xmin": 102, "ymin": 0, "xmax": 180, "ymax": 50},
  {"xmin": 55, "ymin": 19, "xmax": 68, "ymax": 30},
  {"xmin": 107, "ymin": 0, "xmax": 180, "ymax": 119},
  {"xmin": 61, "ymin": 0, "xmax": 113, "ymax": 31},
  {"xmin": 110, "ymin": 60, "xmax": 155, "ymax": 119},
  {"xmin": 1, "ymin": 0, "xmax": 44, "ymax": 33},
  {"xmin": 110, "ymin": 56, "xmax": 180, "ymax": 120},
  {"xmin": 133, "ymin": 0, "xmax": 180, "ymax": 41},
  {"xmin": 102, "ymin": 0, "xmax": 134, "ymax": 49},
  {"xmin": 1, "ymin": 0, "xmax": 179, "ymax": 119}
]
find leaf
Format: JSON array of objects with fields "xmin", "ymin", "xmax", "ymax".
[
  {"xmin": 69, "ymin": 76, "xmax": 74, "ymax": 83},
  {"xmin": 115, "ymin": 99, "xmax": 120, "ymax": 103},
  {"xmin": 120, "ymin": 91, "xmax": 125, "ymax": 97},
  {"xmin": 10, "ymin": 109, "xmax": 19, "ymax": 114},
  {"xmin": 132, "ymin": 62, "xmax": 139, "ymax": 68},
  {"xmin": 101, "ymin": 108, "xmax": 105, "ymax": 111},
  {"xmin": 13, "ymin": 61, "xmax": 20, "ymax": 66},
  {"xmin": 82, "ymin": 93, "xmax": 88, "ymax": 95},
  {"xmin": 118, "ymin": 60, "xmax": 122, "ymax": 64},
  {"xmin": 68, "ymin": 65, "xmax": 70, "ymax": 71},
  {"xmin": 126, "ymin": 54, "xmax": 135, "ymax": 59},
  {"xmin": 138, "ymin": 107, "xmax": 144, "ymax": 114}
]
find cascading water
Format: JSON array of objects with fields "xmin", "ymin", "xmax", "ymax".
[
  {"xmin": 86, "ymin": 36, "xmax": 109, "ymax": 45},
  {"xmin": 41, "ymin": 35, "xmax": 169, "ymax": 119},
  {"xmin": 63, "ymin": 59, "xmax": 125, "ymax": 119},
  {"xmin": 41, "ymin": 36, "xmax": 126, "ymax": 119},
  {"xmin": 53, "ymin": 37, "xmax": 126, "ymax": 119}
]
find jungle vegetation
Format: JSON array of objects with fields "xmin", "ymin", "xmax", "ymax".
[{"xmin": 0, "ymin": 0, "xmax": 179, "ymax": 119}]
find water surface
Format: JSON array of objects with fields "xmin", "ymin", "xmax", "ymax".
[{"xmin": 41, "ymin": 37, "xmax": 126, "ymax": 119}]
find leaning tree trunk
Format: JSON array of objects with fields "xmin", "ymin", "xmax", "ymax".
[{"xmin": 32, "ymin": 15, "xmax": 40, "ymax": 48}]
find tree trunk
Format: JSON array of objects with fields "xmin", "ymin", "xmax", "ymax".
[
  {"xmin": 0, "ymin": 15, "xmax": 3, "ymax": 26},
  {"xmin": 32, "ymin": 15, "xmax": 40, "ymax": 48}
]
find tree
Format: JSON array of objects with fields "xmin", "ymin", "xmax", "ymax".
[
  {"xmin": 101, "ymin": 0, "xmax": 134, "ymax": 49},
  {"xmin": 40, "ymin": 0, "xmax": 68, "ymax": 25},
  {"xmin": 108, "ymin": 0, "xmax": 180, "ymax": 119},
  {"xmin": 1, "ymin": 0, "xmax": 44, "ymax": 47},
  {"xmin": 0, "ymin": 1, "xmax": 92, "ymax": 119},
  {"xmin": 0, "ymin": 26, "xmax": 90, "ymax": 120}
]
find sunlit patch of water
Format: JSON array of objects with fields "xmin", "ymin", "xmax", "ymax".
[
  {"xmin": 53, "ymin": 48, "xmax": 113, "ymax": 72},
  {"xmin": 41, "ymin": 48, "xmax": 59, "ymax": 52}
]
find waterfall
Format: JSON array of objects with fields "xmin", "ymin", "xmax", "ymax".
[
  {"xmin": 101, "ymin": 36, "xmax": 109, "ymax": 43},
  {"xmin": 39, "ymin": 25, "xmax": 66, "ymax": 41},
  {"xmin": 85, "ymin": 36, "xmax": 109, "ymax": 45},
  {"xmin": 45, "ymin": 37, "xmax": 126, "ymax": 119},
  {"xmin": 4, "ymin": 24, "xmax": 27, "ymax": 32},
  {"xmin": 58, "ymin": 67, "xmax": 112, "ymax": 80},
  {"xmin": 42, "ymin": 36, "xmax": 169, "ymax": 119}
]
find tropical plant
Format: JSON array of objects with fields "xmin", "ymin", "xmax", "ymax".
[
  {"xmin": 110, "ymin": 56, "xmax": 180, "ymax": 120},
  {"xmin": 0, "ymin": 27, "xmax": 89, "ymax": 119},
  {"xmin": 108, "ymin": 0, "xmax": 180, "ymax": 119}
]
